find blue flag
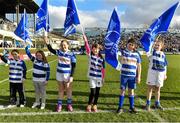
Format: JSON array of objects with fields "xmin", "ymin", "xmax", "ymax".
[
  {"xmin": 140, "ymin": 2, "xmax": 179, "ymax": 55},
  {"xmin": 14, "ymin": 9, "xmax": 32, "ymax": 45},
  {"xmin": 64, "ymin": 0, "xmax": 80, "ymax": 36},
  {"xmin": 36, "ymin": 0, "xmax": 50, "ymax": 34},
  {"xmin": 104, "ymin": 8, "xmax": 121, "ymax": 70}
]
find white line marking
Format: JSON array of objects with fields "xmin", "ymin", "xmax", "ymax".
[
  {"xmin": 0, "ymin": 107, "xmax": 179, "ymax": 116},
  {"xmin": 0, "ymin": 59, "xmax": 57, "ymax": 84},
  {"xmin": 137, "ymin": 97, "xmax": 166, "ymax": 122}
]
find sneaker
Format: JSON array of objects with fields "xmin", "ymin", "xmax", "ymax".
[
  {"xmin": 40, "ymin": 103, "xmax": 45, "ymax": 110},
  {"xmin": 86, "ymin": 105, "xmax": 92, "ymax": 112},
  {"xmin": 20, "ymin": 104, "xmax": 25, "ymax": 108},
  {"xmin": 67, "ymin": 104, "xmax": 73, "ymax": 112},
  {"xmin": 129, "ymin": 107, "xmax": 138, "ymax": 114},
  {"xmin": 145, "ymin": 105, "xmax": 151, "ymax": 111},
  {"xmin": 92, "ymin": 105, "xmax": 97, "ymax": 112},
  {"xmin": 116, "ymin": 107, "xmax": 123, "ymax": 114},
  {"xmin": 56, "ymin": 104, "xmax": 62, "ymax": 112},
  {"xmin": 32, "ymin": 102, "xmax": 40, "ymax": 108},
  {"xmin": 154, "ymin": 105, "xmax": 164, "ymax": 110},
  {"xmin": 7, "ymin": 104, "xmax": 17, "ymax": 108}
]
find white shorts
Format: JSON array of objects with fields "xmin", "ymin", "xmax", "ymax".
[
  {"xmin": 146, "ymin": 69, "xmax": 165, "ymax": 87},
  {"xmin": 89, "ymin": 78, "xmax": 103, "ymax": 88},
  {"xmin": 56, "ymin": 72, "xmax": 70, "ymax": 83}
]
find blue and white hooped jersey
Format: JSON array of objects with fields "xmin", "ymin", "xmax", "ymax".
[
  {"xmin": 33, "ymin": 59, "xmax": 50, "ymax": 82},
  {"xmin": 88, "ymin": 55, "xmax": 105, "ymax": 80},
  {"xmin": 149, "ymin": 50, "xmax": 167, "ymax": 72},
  {"xmin": 120, "ymin": 49, "xmax": 141, "ymax": 77},
  {"xmin": 8, "ymin": 59, "xmax": 26, "ymax": 83},
  {"xmin": 56, "ymin": 50, "xmax": 76, "ymax": 74}
]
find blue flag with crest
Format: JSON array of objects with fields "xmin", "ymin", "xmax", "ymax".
[
  {"xmin": 140, "ymin": 2, "xmax": 179, "ymax": 55},
  {"xmin": 14, "ymin": 9, "xmax": 32, "ymax": 45},
  {"xmin": 64, "ymin": 0, "xmax": 80, "ymax": 36},
  {"xmin": 104, "ymin": 8, "xmax": 121, "ymax": 70},
  {"xmin": 36, "ymin": 0, "xmax": 50, "ymax": 34}
]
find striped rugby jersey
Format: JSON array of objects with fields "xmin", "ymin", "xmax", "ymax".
[
  {"xmin": 149, "ymin": 50, "xmax": 167, "ymax": 72},
  {"xmin": 56, "ymin": 50, "xmax": 76, "ymax": 74},
  {"xmin": 25, "ymin": 47, "xmax": 50, "ymax": 82},
  {"xmin": 120, "ymin": 49, "xmax": 141, "ymax": 77},
  {"xmin": 8, "ymin": 59, "xmax": 26, "ymax": 83},
  {"xmin": 88, "ymin": 54, "xmax": 105, "ymax": 80}
]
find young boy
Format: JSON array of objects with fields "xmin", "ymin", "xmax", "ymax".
[
  {"xmin": 117, "ymin": 38, "xmax": 141, "ymax": 114},
  {"xmin": 0, "ymin": 49, "xmax": 27, "ymax": 108},
  {"xmin": 145, "ymin": 39, "xmax": 167, "ymax": 111}
]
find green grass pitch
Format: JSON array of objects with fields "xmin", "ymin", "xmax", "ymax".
[{"xmin": 0, "ymin": 55, "xmax": 179, "ymax": 122}]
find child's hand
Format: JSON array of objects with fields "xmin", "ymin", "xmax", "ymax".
[
  {"xmin": 44, "ymin": 81, "xmax": 48, "ymax": 85},
  {"xmin": 44, "ymin": 37, "xmax": 49, "ymax": 44},
  {"xmin": 164, "ymin": 75, "xmax": 167, "ymax": 80},
  {"xmin": 22, "ymin": 78, "xmax": 26, "ymax": 83},
  {"xmin": 69, "ymin": 77, "xmax": 73, "ymax": 83},
  {"xmin": 102, "ymin": 79, "xmax": 105, "ymax": 85},
  {"xmin": 136, "ymin": 77, "xmax": 141, "ymax": 84}
]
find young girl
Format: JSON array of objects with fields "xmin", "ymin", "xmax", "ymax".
[
  {"xmin": 117, "ymin": 38, "xmax": 141, "ymax": 114},
  {"xmin": 83, "ymin": 35, "xmax": 105, "ymax": 112},
  {"xmin": 0, "ymin": 49, "xmax": 26, "ymax": 108},
  {"xmin": 45, "ymin": 37, "xmax": 76, "ymax": 112},
  {"xmin": 145, "ymin": 39, "xmax": 167, "ymax": 111},
  {"xmin": 25, "ymin": 46, "xmax": 50, "ymax": 109}
]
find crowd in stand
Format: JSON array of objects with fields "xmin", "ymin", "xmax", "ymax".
[{"xmin": 86, "ymin": 31, "xmax": 180, "ymax": 53}]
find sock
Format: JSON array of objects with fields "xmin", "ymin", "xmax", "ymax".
[
  {"xmin": 58, "ymin": 99, "xmax": 62, "ymax": 105},
  {"xmin": 118, "ymin": 95, "xmax": 124, "ymax": 108},
  {"xmin": 146, "ymin": 100, "xmax": 151, "ymax": 106},
  {"xmin": 129, "ymin": 95, "xmax": 134, "ymax": 109},
  {"xmin": 155, "ymin": 101, "xmax": 160, "ymax": 106},
  {"xmin": 67, "ymin": 98, "xmax": 72, "ymax": 105}
]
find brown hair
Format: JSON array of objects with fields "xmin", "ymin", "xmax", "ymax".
[
  {"xmin": 155, "ymin": 38, "xmax": 165, "ymax": 50},
  {"xmin": 11, "ymin": 49, "xmax": 19, "ymax": 55},
  {"xmin": 91, "ymin": 43, "xmax": 103, "ymax": 58},
  {"xmin": 60, "ymin": 40, "xmax": 70, "ymax": 50},
  {"xmin": 36, "ymin": 50, "xmax": 48, "ymax": 63},
  {"xmin": 127, "ymin": 38, "xmax": 137, "ymax": 51}
]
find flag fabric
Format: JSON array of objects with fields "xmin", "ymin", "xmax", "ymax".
[
  {"xmin": 64, "ymin": 0, "xmax": 80, "ymax": 36},
  {"xmin": 36, "ymin": 0, "xmax": 50, "ymax": 34},
  {"xmin": 140, "ymin": 2, "xmax": 179, "ymax": 55},
  {"xmin": 14, "ymin": 9, "xmax": 32, "ymax": 45},
  {"xmin": 104, "ymin": 8, "xmax": 121, "ymax": 70}
]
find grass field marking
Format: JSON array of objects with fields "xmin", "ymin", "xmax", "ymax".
[
  {"xmin": 137, "ymin": 96, "xmax": 166, "ymax": 122},
  {"xmin": 0, "ymin": 59, "xmax": 57, "ymax": 84},
  {"xmin": 0, "ymin": 107, "xmax": 180, "ymax": 116}
]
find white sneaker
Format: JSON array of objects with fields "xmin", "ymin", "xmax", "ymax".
[
  {"xmin": 7, "ymin": 105, "xmax": 16, "ymax": 108},
  {"xmin": 20, "ymin": 104, "xmax": 25, "ymax": 108},
  {"xmin": 32, "ymin": 103, "xmax": 40, "ymax": 108},
  {"xmin": 40, "ymin": 103, "xmax": 45, "ymax": 110}
]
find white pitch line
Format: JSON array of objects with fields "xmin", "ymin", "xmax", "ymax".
[
  {"xmin": 137, "ymin": 97, "xmax": 166, "ymax": 122},
  {"xmin": 0, "ymin": 107, "xmax": 180, "ymax": 116},
  {"xmin": 0, "ymin": 59, "xmax": 57, "ymax": 84}
]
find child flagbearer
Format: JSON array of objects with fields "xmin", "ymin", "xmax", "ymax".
[
  {"xmin": 83, "ymin": 35, "xmax": 105, "ymax": 112},
  {"xmin": 45, "ymin": 37, "xmax": 76, "ymax": 112}
]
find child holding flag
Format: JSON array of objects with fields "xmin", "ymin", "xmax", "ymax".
[
  {"xmin": 117, "ymin": 38, "xmax": 141, "ymax": 114},
  {"xmin": 44, "ymin": 37, "xmax": 76, "ymax": 112},
  {"xmin": 145, "ymin": 39, "xmax": 167, "ymax": 111},
  {"xmin": 83, "ymin": 35, "xmax": 105, "ymax": 112},
  {"xmin": 0, "ymin": 49, "xmax": 26, "ymax": 108},
  {"xmin": 25, "ymin": 46, "xmax": 50, "ymax": 109}
]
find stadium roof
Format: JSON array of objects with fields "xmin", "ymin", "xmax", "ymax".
[{"xmin": 0, "ymin": 0, "xmax": 39, "ymax": 14}]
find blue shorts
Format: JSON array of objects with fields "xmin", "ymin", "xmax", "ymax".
[{"xmin": 120, "ymin": 75, "xmax": 136, "ymax": 90}]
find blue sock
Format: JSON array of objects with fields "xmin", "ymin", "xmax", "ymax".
[
  {"xmin": 129, "ymin": 95, "xmax": 134, "ymax": 109},
  {"xmin": 118, "ymin": 95, "xmax": 124, "ymax": 108},
  {"xmin": 155, "ymin": 101, "xmax": 160, "ymax": 106},
  {"xmin": 67, "ymin": 98, "xmax": 72, "ymax": 105},
  {"xmin": 58, "ymin": 99, "xmax": 62, "ymax": 105},
  {"xmin": 146, "ymin": 100, "xmax": 151, "ymax": 105}
]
